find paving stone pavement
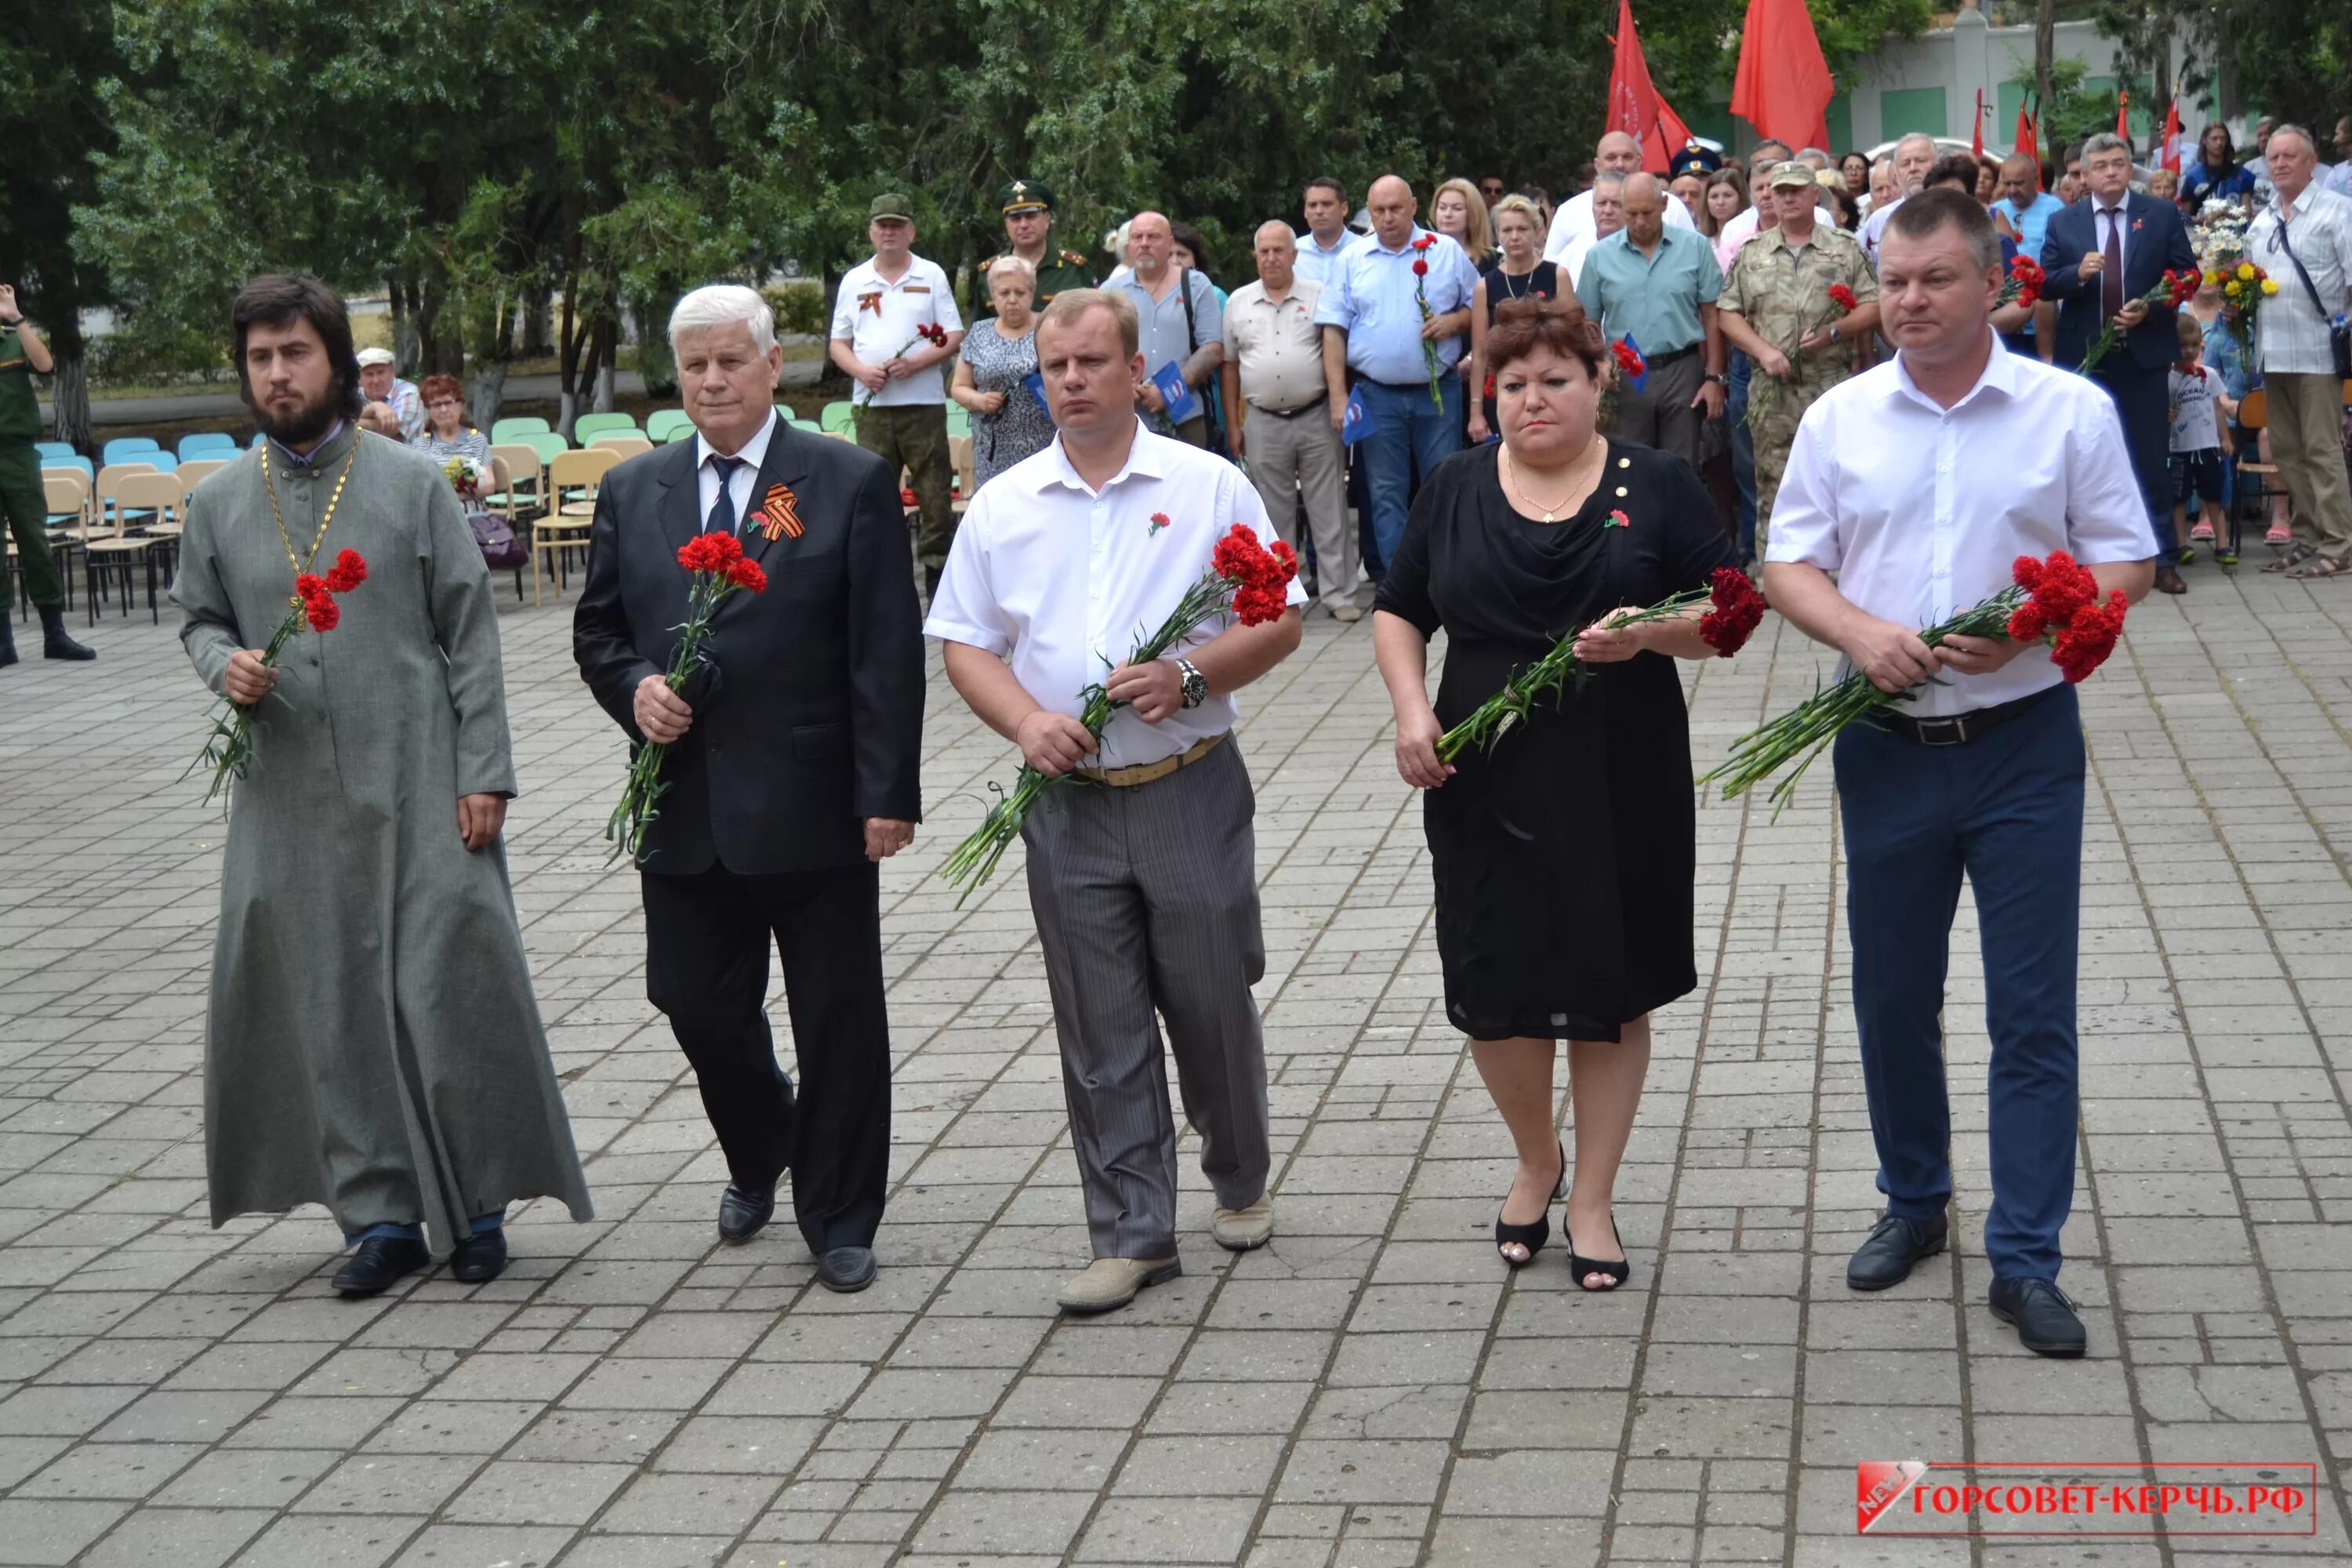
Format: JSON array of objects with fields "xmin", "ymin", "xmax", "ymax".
[{"xmin": 2, "ymin": 563, "xmax": 2350, "ymax": 1568}]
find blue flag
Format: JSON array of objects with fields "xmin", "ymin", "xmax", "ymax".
[
  {"xmin": 1023, "ymin": 371, "xmax": 1048, "ymax": 411},
  {"xmin": 1149, "ymin": 361, "xmax": 1199, "ymax": 426},
  {"xmin": 1620, "ymin": 332, "xmax": 1649, "ymax": 394},
  {"xmin": 1339, "ymin": 386, "xmax": 1375, "ymax": 445}
]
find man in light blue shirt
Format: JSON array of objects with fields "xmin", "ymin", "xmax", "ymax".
[
  {"xmin": 1102, "ymin": 211, "xmax": 1224, "ymax": 445},
  {"xmin": 1313, "ymin": 175, "xmax": 1478, "ymax": 566},
  {"xmin": 1291, "ymin": 177, "xmax": 1359, "ymax": 286},
  {"xmin": 1992, "ymin": 154, "xmax": 2064, "ymax": 360},
  {"xmin": 1573, "ymin": 172, "xmax": 1726, "ymax": 466}
]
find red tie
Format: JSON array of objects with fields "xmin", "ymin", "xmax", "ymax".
[{"xmin": 2100, "ymin": 207, "xmax": 2125, "ymax": 320}]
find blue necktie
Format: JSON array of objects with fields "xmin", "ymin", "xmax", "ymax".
[{"xmin": 706, "ymin": 455, "xmax": 744, "ymax": 535}]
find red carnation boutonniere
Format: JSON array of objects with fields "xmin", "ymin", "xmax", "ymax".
[
  {"xmin": 1147, "ymin": 512, "xmax": 1171, "ymax": 537},
  {"xmin": 1604, "ymin": 509, "xmax": 1631, "ymax": 528}
]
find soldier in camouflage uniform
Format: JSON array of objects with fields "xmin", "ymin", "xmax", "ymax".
[
  {"xmin": 1717, "ymin": 162, "xmax": 1882, "ymax": 556},
  {"xmin": 974, "ymin": 180, "xmax": 1093, "ymax": 319}
]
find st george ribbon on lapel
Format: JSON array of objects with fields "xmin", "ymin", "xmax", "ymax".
[{"xmin": 760, "ymin": 484, "xmax": 804, "ymax": 541}]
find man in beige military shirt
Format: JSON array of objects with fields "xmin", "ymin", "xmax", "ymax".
[{"xmin": 1718, "ymin": 162, "xmax": 1882, "ymax": 557}]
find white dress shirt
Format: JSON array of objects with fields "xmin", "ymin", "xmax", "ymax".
[
  {"xmin": 925, "ymin": 420, "xmax": 1308, "ymax": 768},
  {"xmin": 693, "ymin": 408, "xmax": 776, "ymax": 532},
  {"xmin": 1542, "ymin": 183, "xmax": 1695, "ymax": 264},
  {"xmin": 1290, "ymin": 229, "xmax": 1357, "ymax": 285},
  {"xmin": 1766, "ymin": 334, "xmax": 2151, "ymax": 717},
  {"xmin": 829, "ymin": 253, "xmax": 964, "ymax": 407}
]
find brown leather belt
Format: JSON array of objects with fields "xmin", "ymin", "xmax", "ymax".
[{"xmin": 1075, "ymin": 731, "xmax": 1225, "ymax": 787}]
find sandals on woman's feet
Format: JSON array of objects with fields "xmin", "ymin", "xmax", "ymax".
[
  {"xmin": 2288, "ymin": 555, "xmax": 2349, "ymax": 580},
  {"xmin": 1494, "ymin": 1140, "xmax": 1566, "ymax": 1269},
  {"xmin": 2263, "ymin": 543, "xmax": 2316, "ymax": 573},
  {"xmin": 2265, "ymin": 524, "xmax": 2294, "ymax": 547},
  {"xmin": 1564, "ymin": 1216, "xmax": 1632, "ymax": 1291}
]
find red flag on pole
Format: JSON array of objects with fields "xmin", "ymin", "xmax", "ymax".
[
  {"xmin": 1730, "ymin": 0, "xmax": 1835, "ymax": 154},
  {"xmin": 1606, "ymin": 0, "xmax": 1689, "ymax": 173},
  {"xmin": 1972, "ymin": 88, "xmax": 1985, "ymax": 160},
  {"xmin": 2014, "ymin": 100, "xmax": 2041, "ymax": 188},
  {"xmin": 2115, "ymin": 89, "xmax": 2130, "ymax": 140},
  {"xmin": 2158, "ymin": 93, "xmax": 2183, "ymax": 175}
]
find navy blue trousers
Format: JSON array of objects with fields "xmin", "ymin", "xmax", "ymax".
[{"xmin": 1835, "ymin": 684, "xmax": 2084, "ymax": 1283}]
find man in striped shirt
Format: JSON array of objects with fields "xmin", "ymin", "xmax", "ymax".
[{"xmin": 2248, "ymin": 125, "xmax": 2352, "ymax": 580}]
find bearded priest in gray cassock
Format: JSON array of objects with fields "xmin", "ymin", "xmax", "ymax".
[{"xmin": 171, "ymin": 274, "xmax": 591, "ymax": 1298}]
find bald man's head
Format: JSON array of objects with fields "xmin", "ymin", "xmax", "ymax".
[
  {"xmin": 1127, "ymin": 210, "xmax": 1172, "ymax": 277},
  {"xmin": 1621, "ymin": 172, "xmax": 1668, "ymax": 246},
  {"xmin": 1595, "ymin": 132, "xmax": 1642, "ymax": 175},
  {"xmin": 1997, "ymin": 153, "xmax": 2038, "ymax": 204},
  {"xmin": 1367, "ymin": 176, "xmax": 1418, "ymax": 246},
  {"xmin": 1252, "ymin": 220, "xmax": 1298, "ymax": 289}
]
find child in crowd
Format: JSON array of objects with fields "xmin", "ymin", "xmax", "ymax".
[{"xmin": 2169, "ymin": 314, "xmax": 2234, "ymax": 565}]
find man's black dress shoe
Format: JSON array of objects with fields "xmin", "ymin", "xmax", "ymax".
[
  {"xmin": 1990, "ymin": 1276, "xmax": 2086, "ymax": 1358},
  {"xmin": 816, "ymin": 1246, "xmax": 877, "ymax": 1294},
  {"xmin": 717, "ymin": 1183, "xmax": 775, "ymax": 1244},
  {"xmin": 332, "ymin": 1236, "xmax": 430, "ymax": 1298},
  {"xmin": 1846, "ymin": 1214, "xmax": 1948, "ymax": 1290},
  {"xmin": 450, "ymin": 1229, "xmax": 509, "ymax": 1284}
]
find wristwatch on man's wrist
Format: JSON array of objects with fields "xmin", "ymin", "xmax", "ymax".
[
  {"xmin": 1175, "ymin": 657, "xmax": 1208, "ymax": 710},
  {"xmin": 1703, "ymin": 372, "xmax": 1727, "ymax": 386}
]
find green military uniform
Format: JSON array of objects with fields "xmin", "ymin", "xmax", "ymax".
[
  {"xmin": 974, "ymin": 180, "xmax": 1094, "ymax": 318},
  {"xmin": 1719, "ymin": 178, "xmax": 1878, "ymax": 554},
  {"xmin": 0, "ymin": 321, "xmax": 67, "ymax": 614}
]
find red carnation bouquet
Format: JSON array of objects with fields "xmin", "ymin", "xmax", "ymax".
[
  {"xmin": 1438, "ymin": 567, "xmax": 1765, "ymax": 762},
  {"xmin": 1410, "ymin": 234, "xmax": 1446, "ymax": 413},
  {"xmin": 942, "ymin": 522, "xmax": 1298, "ymax": 901},
  {"xmin": 190, "ymin": 549, "xmax": 368, "ymax": 808},
  {"xmin": 2078, "ymin": 268, "xmax": 2199, "ymax": 373},
  {"xmin": 2001, "ymin": 255, "xmax": 2046, "ymax": 310},
  {"xmin": 605, "ymin": 529, "xmax": 770, "ymax": 862},
  {"xmin": 1700, "ymin": 550, "xmax": 2129, "ymax": 813},
  {"xmin": 1747, "ymin": 281, "xmax": 1860, "ymax": 431}
]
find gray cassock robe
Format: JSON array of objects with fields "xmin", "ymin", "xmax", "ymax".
[{"xmin": 172, "ymin": 421, "xmax": 592, "ymax": 1250}]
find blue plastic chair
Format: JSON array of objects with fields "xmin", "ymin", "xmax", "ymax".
[
  {"xmin": 42, "ymin": 456, "xmax": 94, "ymax": 481},
  {"xmin": 250, "ymin": 432, "xmax": 269, "ymax": 448},
  {"xmin": 101, "ymin": 437, "xmax": 162, "ymax": 466},
  {"xmin": 34, "ymin": 441, "xmax": 76, "ymax": 460},
  {"xmin": 178, "ymin": 432, "xmax": 238, "ymax": 459},
  {"xmin": 137, "ymin": 451, "xmax": 180, "ymax": 474}
]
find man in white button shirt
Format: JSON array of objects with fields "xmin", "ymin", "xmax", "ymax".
[
  {"xmin": 928, "ymin": 289, "xmax": 1306, "ymax": 1316},
  {"xmin": 2246, "ymin": 125, "xmax": 2352, "ymax": 579},
  {"xmin": 829, "ymin": 194, "xmax": 965, "ymax": 593},
  {"xmin": 1542, "ymin": 130, "xmax": 1697, "ymax": 266},
  {"xmin": 1221, "ymin": 222, "xmax": 1357, "ymax": 619},
  {"xmin": 1766, "ymin": 191, "xmax": 2154, "ymax": 1359}
]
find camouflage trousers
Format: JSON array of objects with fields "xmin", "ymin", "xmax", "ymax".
[{"xmin": 1748, "ymin": 369, "xmax": 1846, "ymax": 558}]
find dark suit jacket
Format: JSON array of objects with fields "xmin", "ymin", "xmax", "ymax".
[
  {"xmin": 573, "ymin": 422, "xmax": 924, "ymax": 877},
  {"xmin": 2039, "ymin": 191, "xmax": 2200, "ymax": 372}
]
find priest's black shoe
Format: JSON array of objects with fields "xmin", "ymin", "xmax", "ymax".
[
  {"xmin": 332, "ymin": 1236, "xmax": 430, "ymax": 1298},
  {"xmin": 450, "ymin": 1229, "xmax": 509, "ymax": 1284},
  {"xmin": 1990, "ymin": 1276, "xmax": 2086, "ymax": 1358},
  {"xmin": 1846, "ymin": 1214, "xmax": 1947, "ymax": 1290},
  {"xmin": 717, "ymin": 1183, "xmax": 775, "ymax": 1244},
  {"xmin": 1, "ymin": 612, "xmax": 16, "ymax": 666},
  {"xmin": 816, "ymin": 1246, "xmax": 877, "ymax": 1294},
  {"xmin": 39, "ymin": 606, "xmax": 95, "ymax": 661}
]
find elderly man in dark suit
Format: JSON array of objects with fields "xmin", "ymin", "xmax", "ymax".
[
  {"xmin": 2041, "ymin": 132, "xmax": 2202, "ymax": 594},
  {"xmin": 574, "ymin": 283, "xmax": 924, "ymax": 1293}
]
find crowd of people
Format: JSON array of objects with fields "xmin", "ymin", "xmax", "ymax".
[{"xmin": 5, "ymin": 107, "xmax": 2345, "ymax": 1367}]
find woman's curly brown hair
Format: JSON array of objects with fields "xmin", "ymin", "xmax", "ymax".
[{"xmin": 1487, "ymin": 296, "xmax": 1607, "ymax": 383}]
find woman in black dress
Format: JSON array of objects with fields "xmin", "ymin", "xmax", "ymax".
[
  {"xmin": 1373, "ymin": 296, "xmax": 1739, "ymax": 1290},
  {"xmin": 1467, "ymin": 195, "xmax": 1558, "ymax": 445}
]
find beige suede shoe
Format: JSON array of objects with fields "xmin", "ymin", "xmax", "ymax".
[
  {"xmin": 1057, "ymin": 1256, "xmax": 1181, "ymax": 1313},
  {"xmin": 1210, "ymin": 1196, "xmax": 1276, "ymax": 1252}
]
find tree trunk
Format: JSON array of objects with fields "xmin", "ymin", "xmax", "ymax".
[
  {"xmin": 524, "ymin": 288, "xmax": 551, "ymax": 357},
  {"xmin": 557, "ymin": 276, "xmax": 580, "ymax": 439},
  {"xmin": 49, "ymin": 349, "xmax": 93, "ymax": 454},
  {"xmin": 466, "ymin": 361, "xmax": 508, "ymax": 434},
  {"xmin": 388, "ymin": 277, "xmax": 409, "ymax": 368},
  {"xmin": 591, "ymin": 312, "xmax": 617, "ymax": 413},
  {"xmin": 639, "ymin": 291, "xmax": 678, "ymax": 397},
  {"xmin": 2034, "ymin": 0, "xmax": 2056, "ymax": 117}
]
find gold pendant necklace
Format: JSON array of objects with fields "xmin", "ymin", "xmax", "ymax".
[
  {"xmin": 1504, "ymin": 439, "xmax": 1602, "ymax": 523},
  {"xmin": 260, "ymin": 434, "xmax": 361, "ymax": 608}
]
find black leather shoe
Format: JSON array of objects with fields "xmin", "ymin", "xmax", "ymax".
[
  {"xmin": 1990, "ymin": 1276, "xmax": 2086, "ymax": 1358},
  {"xmin": 1846, "ymin": 1214, "xmax": 1947, "ymax": 1290},
  {"xmin": 449, "ymin": 1229, "xmax": 508, "ymax": 1284},
  {"xmin": 38, "ymin": 605, "xmax": 95, "ymax": 661},
  {"xmin": 815, "ymin": 1245, "xmax": 877, "ymax": 1294},
  {"xmin": 717, "ymin": 1183, "xmax": 775, "ymax": 1244},
  {"xmin": 2154, "ymin": 566, "xmax": 2188, "ymax": 595},
  {"xmin": 332, "ymin": 1236, "xmax": 430, "ymax": 1298}
]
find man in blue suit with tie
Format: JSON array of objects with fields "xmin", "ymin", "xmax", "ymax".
[{"xmin": 2041, "ymin": 133, "xmax": 2201, "ymax": 594}]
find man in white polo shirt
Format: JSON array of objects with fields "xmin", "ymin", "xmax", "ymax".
[
  {"xmin": 829, "ymin": 193, "xmax": 965, "ymax": 593},
  {"xmin": 1766, "ymin": 191, "xmax": 2152, "ymax": 1360},
  {"xmin": 1542, "ymin": 130, "xmax": 1697, "ymax": 265},
  {"xmin": 927, "ymin": 289, "xmax": 1305, "ymax": 1316}
]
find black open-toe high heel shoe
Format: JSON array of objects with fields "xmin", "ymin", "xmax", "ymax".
[
  {"xmin": 1565, "ymin": 1216, "xmax": 1631, "ymax": 1291},
  {"xmin": 1495, "ymin": 1140, "xmax": 1567, "ymax": 1269}
]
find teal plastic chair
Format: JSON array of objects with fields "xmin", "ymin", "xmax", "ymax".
[
  {"xmin": 819, "ymin": 401, "xmax": 857, "ymax": 434},
  {"xmin": 492, "ymin": 416, "xmax": 551, "ymax": 444},
  {"xmin": 517, "ymin": 431, "xmax": 570, "ymax": 470},
  {"xmin": 662, "ymin": 426, "xmax": 695, "ymax": 443},
  {"xmin": 645, "ymin": 409, "xmax": 694, "ymax": 442},
  {"xmin": 573, "ymin": 412, "xmax": 639, "ymax": 442},
  {"xmin": 788, "ymin": 419, "xmax": 823, "ymax": 434}
]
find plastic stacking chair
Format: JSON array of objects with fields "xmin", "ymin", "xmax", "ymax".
[
  {"xmin": 589, "ymin": 434, "xmax": 654, "ymax": 459},
  {"xmin": 84, "ymin": 472, "xmax": 178, "ymax": 624},
  {"xmin": 100, "ymin": 436, "xmax": 161, "ymax": 466},
  {"xmin": 34, "ymin": 441, "xmax": 76, "ymax": 461},
  {"xmin": 491, "ymin": 416, "xmax": 553, "ymax": 444},
  {"xmin": 177, "ymin": 432, "xmax": 238, "ymax": 460},
  {"xmin": 645, "ymin": 409, "xmax": 695, "ymax": 442},
  {"xmin": 572, "ymin": 412, "xmax": 639, "ymax": 443},
  {"xmin": 532, "ymin": 448, "xmax": 619, "ymax": 605}
]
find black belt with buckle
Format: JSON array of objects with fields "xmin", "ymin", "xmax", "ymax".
[
  {"xmin": 1643, "ymin": 343, "xmax": 1700, "ymax": 368},
  {"xmin": 1879, "ymin": 684, "xmax": 2061, "ymax": 746},
  {"xmin": 1253, "ymin": 393, "xmax": 1329, "ymax": 419}
]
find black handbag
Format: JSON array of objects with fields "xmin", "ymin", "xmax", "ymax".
[
  {"xmin": 1176, "ymin": 266, "xmax": 1234, "ymax": 461},
  {"xmin": 2273, "ymin": 217, "xmax": 2352, "ymax": 379}
]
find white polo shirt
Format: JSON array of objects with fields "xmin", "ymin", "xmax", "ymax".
[
  {"xmin": 1543, "ymin": 183, "xmax": 1696, "ymax": 264},
  {"xmin": 1766, "ymin": 333, "xmax": 2151, "ymax": 717},
  {"xmin": 925, "ymin": 421, "xmax": 1308, "ymax": 769},
  {"xmin": 830, "ymin": 252, "xmax": 964, "ymax": 407}
]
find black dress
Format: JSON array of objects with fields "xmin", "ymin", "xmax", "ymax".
[
  {"xmin": 1375, "ymin": 441, "xmax": 1737, "ymax": 1042},
  {"xmin": 1476, "ymin": 260, "xmax": 1560, "ymax": 434}
]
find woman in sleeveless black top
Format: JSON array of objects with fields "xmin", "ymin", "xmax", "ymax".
[{"xmin": 1468, "ymin": 195, "xmax": 1559, "ymax": 444}]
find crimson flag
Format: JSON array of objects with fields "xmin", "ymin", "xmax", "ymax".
[
  {"xmin": 1730, "ymin": 0, "xmax": 1835, "ymax": 154},
  {"xmin": 1972, "ymin": 89, "xmax": 1985, "ymax": 160},
  {"xmin": 2116, "ymin": 89, "xmax": 2130, "ymax": 140},
  {"xmin": 1606, "ymin": 0, "xmax": 1686, "ymax": 173},
  {"xmin": 2014, "ymin": 102, "xmax": 2040, "ymax": 188},
  {"xmin": 2158, "ymin": 94, "xmax": 2182, "ymax": 174}
]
